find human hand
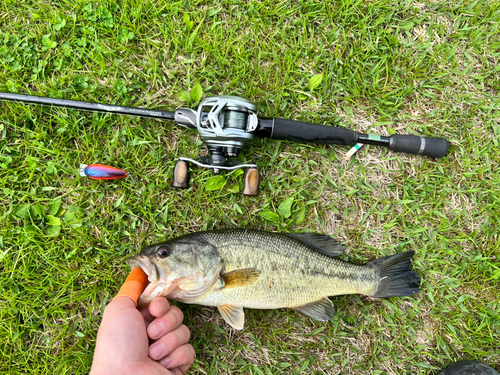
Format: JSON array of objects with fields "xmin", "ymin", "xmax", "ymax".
[{"xmin": 90, "ymin": 270, "xmax": 194, "ymax": 375}]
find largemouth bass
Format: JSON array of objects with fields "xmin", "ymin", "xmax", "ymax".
[{"xmin": 128, "ymin": 229, "xmax": 420, "ymax": 330}]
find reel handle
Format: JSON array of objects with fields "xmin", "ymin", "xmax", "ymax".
[
  {"xmin": 171, "ymin": 158, "xmax": 260, "ymax": 195},
  {"xmin": 172, "ymin": 160, "xmax": 190, "ymax": 188},
  {"xmin": 242, "ymin": 168, "xmax": 260, "ymax": 196}
]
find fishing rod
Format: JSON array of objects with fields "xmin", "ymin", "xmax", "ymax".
[{"xmin": 0, "ymin": 92, "xmax": 449, "ymax": 195}]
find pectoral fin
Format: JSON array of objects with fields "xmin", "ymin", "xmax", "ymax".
[
  {"xmin": 294, "ymin": 297, "xmax": 335, "ymax": 321},
  {"xmin": 217, "ymin": 305, "xmax": 245, "ymax": 330},
  {"xmin": 221, "ymin": 268, "xmax": 261, "ymax": 288}
]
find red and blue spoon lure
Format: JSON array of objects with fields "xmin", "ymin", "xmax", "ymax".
[{"xmin": 80, "ymin": 164, "xmax": 127, "ymax": 180}]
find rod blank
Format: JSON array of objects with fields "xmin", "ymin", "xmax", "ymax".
[{"xmin": 0, "ymin": 92, "xmax": 176, "ymax": 121}]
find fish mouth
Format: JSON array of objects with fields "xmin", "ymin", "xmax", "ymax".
[
  {"xmin": 125, "ymin": 255, "xmax": 223, "ymax": 307},
  {"xmin": 126, "ymin": 255, "xmax": 177, "ymax": 308},
  {"xmin": 127, "ymin": 255, "xmax": 162, "ymax": 283}
]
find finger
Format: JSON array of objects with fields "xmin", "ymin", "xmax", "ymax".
[
  {"xmin": 148, "ymin": 324, "xmax": 191, "ymax": 361},
  {"xmin": 114, "ymin": 267, "xmax": 149, "ymax": 306},
  {"xmin": 105, "ymin": 295, "xmax": 137, "ymax": 315},
  {"xmin": 177, "ymin": 362, "xmax": 194, "ymax": 375},
  {"xmin": 139, "ymin": 306, "xmax": 154, "ymax": 325},
  {"xmin": 157, "ymin": 344, "xmax": 195, "ymax": 372},
  {"xmin": 140, "ymin": 297, "xmax": 171, "ymax": 323},
  {"xmin": 147, "ymin": 305, "xmax": 184, "ymax": 340}
]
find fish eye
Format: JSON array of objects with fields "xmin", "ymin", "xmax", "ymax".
[{"xmin": 157, "ymin": 246, "xmax": 170, "ymax": 258}]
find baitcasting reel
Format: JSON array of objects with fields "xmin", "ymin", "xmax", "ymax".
[
  {"xmin": 173, "ymin": 96, "xmax": 260, "ymax": 195},
  {"xmin": 0, "ymin": 90, "xmax": 450, "ymax": 197}
]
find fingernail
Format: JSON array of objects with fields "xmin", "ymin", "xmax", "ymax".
[
  {"xmin": 161, "ymin": 356, "xmax": 171, "ymax": 367},
  {"xmin": 149, "ymin": 322, "xmax": 164, "ymax": 338},
  {"xmin": 150, "ymin": 343, "xmax": 165, "ymax": 360},
  {"xmin": 155, "ymin": 300, "xmax": 166, "ymax": 315}
]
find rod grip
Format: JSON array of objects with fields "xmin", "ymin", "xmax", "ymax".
[
  {"xmin": 271, "ymin": 118, "xmax": 357, "ymax": 145},
  {"xmin": 389, "ymin": 134, "xmax": 449, "ymax": 158}
]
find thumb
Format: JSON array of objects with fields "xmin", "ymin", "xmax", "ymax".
[
  {"xmin": 92, "ymin": 268, "xmax": 151, "ymax": 370},
  {"xmin": 114, "ymin": 267, "xmax": 149, "ymax": 306}
]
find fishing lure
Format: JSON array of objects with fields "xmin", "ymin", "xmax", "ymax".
[
  {"xmin": 0, "ymin": 92, "xmax": 449, "ymax": 196},
  {"xmin": 79, "ymin": 164, "xmax": 127, "ymax": 180}
]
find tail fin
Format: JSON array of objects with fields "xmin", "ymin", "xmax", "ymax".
[{"xmin": 368, "ymin": 251, "xmax": 420, "ymax": 298}]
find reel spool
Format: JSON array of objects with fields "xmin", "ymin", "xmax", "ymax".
[
  {"xmin": 173, "ymin": 96, "xmax": 260, "ymax": 195},
  {"xmin": 0, "ymin": 91, "xmax": 450, "ymax": 198}
]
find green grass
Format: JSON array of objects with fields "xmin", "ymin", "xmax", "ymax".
[{"xmin": 1, "ymin": 0, "xmax": 499, "ymax": 373}]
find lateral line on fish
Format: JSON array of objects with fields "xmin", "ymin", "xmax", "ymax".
[
  {"xmin": 130, "ymin": 229, "xmax": 420, "ymax": 330},
  {"xmin": 269, "ymin": 239, "xmax": 280, "ymax": 252}
]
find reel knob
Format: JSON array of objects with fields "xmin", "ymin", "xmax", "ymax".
[
  {"xmin": 242, "ymin": 167, "xmax": 260, "ymax": 196},
  {"xmin": 172, "ymin": 160, "xmax": 190, "ymax": 189}
]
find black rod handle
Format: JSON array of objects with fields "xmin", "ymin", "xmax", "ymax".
[
  {"xmin": 388, "ymin": 134, "xmax": 449, "ymax": 158},
  {"xmin": 256, "ymin": 118, "xmax": 449, "ymax": 158},
  {"xmin": 260, "ymin": 118, "xmax": 358, "ymax": 145}
]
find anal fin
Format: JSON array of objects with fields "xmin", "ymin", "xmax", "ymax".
[
  {"xmin": 217, "ymin": 305, "xmax": 245, "ymax": 330},
  {"xmin": 294, "ymin": 297, "xmax": 335, "ymax": 322}
]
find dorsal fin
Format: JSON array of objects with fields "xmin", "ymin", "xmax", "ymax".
[
  {"xmin": 221, "ymin": 268, "xmax": 261, "ymax": 288},
  {"xmin": 285, "ymin": 233, "xmax": 344, "ymax": 257}
]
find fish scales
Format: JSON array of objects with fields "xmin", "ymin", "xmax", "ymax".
[
  {"xmin": 129, "ymin": 228, "xmax": 420, "ymax": 330},
  {"xmin": 191, "ymin": 229, "xmax": 378, "ymax": 309}
]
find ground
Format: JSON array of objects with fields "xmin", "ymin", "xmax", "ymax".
[{"xmin": 0, "ymin": 0, "xmax": 499, "ymax": 374}]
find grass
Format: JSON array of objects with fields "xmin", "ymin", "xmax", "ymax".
[{"xmin": 1, "ymin": 0, "xmax": 499, "ymax": 373}]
